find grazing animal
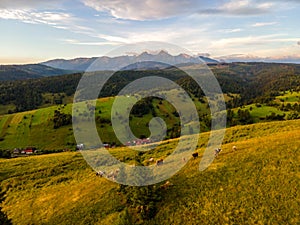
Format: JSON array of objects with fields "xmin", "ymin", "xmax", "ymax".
[
  {"xmin": 214, "ymin": 148, "xmax": 222, "ymax": 157},
  {"xmin": 148, "ymin": 158, "xmax": 154, "ymax": 162},
  {"xmin": 192, "ymin": 152, "xmax": 198, "ymax": 159},
  {"xmin": 96, "ymin": 171, "xmax": 105, "ymax": 177},
  {"xmin": 232, "ymin": 146, "xmax": 237, "ymax": 151},
  {"xmin": 161, "ymin": 181, "xmax": 173, "ymax": 189},
  {"xmin": 107, "ymin": 171, "xmax": 114, "ymax": 178},
  {"xmin": 156, "ymin": 159, "xmax": 164, "ymax": 166},
  {"xmin": 107, "ymin": 169, "xmax": 119, "ymax": 180}
]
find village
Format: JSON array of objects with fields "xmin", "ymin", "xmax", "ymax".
[
  {"xmin": 11, "ymin": 147, "xmax": 38, "ymax": 157},
  {"xmin": 76, "ymin": 137, "xmax": 154, "ymax": 150}
]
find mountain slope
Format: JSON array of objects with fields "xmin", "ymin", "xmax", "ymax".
[
  {"xmin": 0, "ymin": 64, "xmax": 75, "ymax": 81},
  {"xmin": 42, "ymin": 57, "xmax": 97, "ymax": 71}
]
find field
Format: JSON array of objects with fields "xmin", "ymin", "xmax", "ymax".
[
  {"xmin": 230, "ymin": 91, "xmax": 300, "ymax": 123},
  {"xmin": 1, "ymin": 89, "xmax": 299, "ymax": 152},
  {"xmin": 234, "ymin": 104, "xmax": 286, "ymax": 122},
  {"xmin": 276, "ymin": 91, "xmax": 300, "ymax": 103},
  {"xmin": 0, "ymin": 95, "xmax": 211, "ymax": 150},
  {"xmin": 1, "ymin": 119, "xmax": 299, "ymax": 224}
]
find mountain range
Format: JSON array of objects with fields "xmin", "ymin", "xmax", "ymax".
[
  {"xmin": 42, "ymin": 50, "xmax": 219, "ymax": 71},
  {"xmin": 2, "ymin": 51, "xmax": 299, "ymax": 81}
]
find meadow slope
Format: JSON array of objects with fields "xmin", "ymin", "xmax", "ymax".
[{"xmin": 0, "ymin": 119, "xmax": 299, "ymax": 224}]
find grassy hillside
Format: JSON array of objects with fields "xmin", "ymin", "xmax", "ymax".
[
  {"xmin": 0, "ymin": 88, "xmax": 299, "ymax": 151},
  {"xmin": 275, "ymin": 90, "xmax": 300, "ymax": 103},
  {"xmin": 0, "ymin": 120, "xmax": 299, "ymax": 224},
  {"xmin": 0, "ymin": 95, "xmax": 210, "ymax": 150}
]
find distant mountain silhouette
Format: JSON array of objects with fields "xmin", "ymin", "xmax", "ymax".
[
  {"xmin": 0, "ymin": 64, "xmax": 75, "ymax": 81},
  {"xmin": 42, "ymin": 51, "xmax": 219, "ymax": 71}
]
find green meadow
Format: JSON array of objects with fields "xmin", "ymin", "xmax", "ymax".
[
  {"xmin": 1, "ymin": 90, "xmax": 299, "ymax": 151},
  {"xmin": 276, "ymin": 91, "xmax": 300, "ymax": 103},
  {"xmin": 0, "ymin": 95, "xmax": 211, "ymax": 150}
]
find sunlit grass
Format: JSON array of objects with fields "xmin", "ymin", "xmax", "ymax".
[{"xmin": 0, "ymin": 119, "xmax": 299, "ymax": 224}]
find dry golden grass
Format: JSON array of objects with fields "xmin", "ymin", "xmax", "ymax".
[{"xmin": 0, "ymin": 119, "xmax": 299, "ymax": 224}]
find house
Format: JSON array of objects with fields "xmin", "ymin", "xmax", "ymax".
[
  {"xmin": 24, "ymin": 149, "xmax": 34, "ymax": 154},
  {"xmin": 13, "ymin": 148, "xmax": 21, "ymax": 154},
  {"xmin": 76, "ymin": 144, "xmax": 84, "ymax": 150},
  {"xmin": 22, "ymin": 147, "xmax": 37, "ymax": 155},
  {"xmin": 103, "ymin": 143, "xmax": 110, "ymax": 149},
  {"xmin": 126, "ymin": 138, "xmax": 152, "ymax": 147}
]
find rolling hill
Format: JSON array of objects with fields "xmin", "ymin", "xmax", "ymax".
[
  {"xmin": 0, "ymin": 119, "xmax": 299, "ymax": 224},
  {"xmin": 0, "ymin": 64, "xmax": 75, "ymax": 81},
  {"xmin": 1, "ymin": 62, "xmax": 300, "ymax": 117},
  {"xmin": 0, "ymin": 88, "xmax": 299, "ymax": 152},
  {"xmin": 0, "ymin": 60, "xmax": 299, "ymax": 225},
  {"xmin": 0, "ymin": 95, "xmax": 209, "ymax": 151}
]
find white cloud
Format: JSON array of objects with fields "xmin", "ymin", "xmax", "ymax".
[
  {"xmin": 96, "ymin": 34, "xmax": 130, "ymax": 44},
  {"xmin": 0, "ymin": 9, "xmax": 74, "ymax": 26},
  {"xmin": 0, "ymin": 0, "xmax": 65, "ymax": 9},
  {"xmin": 82, "ymin": 0, "xmax": 297, "ymax": 20},
  {"xmin": 0, "ymin": 8, "xmax": 99, "ymax": 38},
  {"xmin": 198, "ymin": 0, "xmax": 275, "ymax": 16},
  {"xmin": 62, "ymin": 39, "xmax": 120, "ymax": 46},
  {"xmin": 223, "ymin": 0, "xmax": 273, "ymax": 14},
  {"xmin": 210, "ymin": 34, "xmax": 299, "ymax": 49},
  {"xmin": 220, "ymin": 28, "xmax": 243, "ymax": 33},
  {"xmin": 82, "ymin": 0, "xmax": 280, "ymax": 20},
  {"xmin": 252, "ymin": 22, "xmax": 277, "ymax": 27},
  {"xmin": 82, "ymin": 0, "xmax": 200, "ymax": 20},
  {"xmin": 88, "ymin": 25, "xmax": 209, "ymax": 47}
]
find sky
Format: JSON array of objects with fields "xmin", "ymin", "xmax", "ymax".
[{"xmin": 0, "ymin": 0, "xmax": 299, "ymax": 64}]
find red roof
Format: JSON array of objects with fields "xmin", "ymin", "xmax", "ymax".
[{"xmin": 25, "ymin": 149, "xmax": 33, "ymax": 153}]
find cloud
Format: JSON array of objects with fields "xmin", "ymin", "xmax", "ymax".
[
  {"xmin": 220, "ymin": 28, "xmax": 243, "ymax": 33},
  {"xmin": 210, "ymin": 34, "xmax": 299, "ymax": 49},
  {"xmin": 0, "ymin": 9, "xmax": 74, "ymax": 26},
  {"xmin": 82, "ymin": 0, "xmax": 201, "ymax": 20},
  {"xmin": 82, "ymin": 0, "xmax": 280, "ymax": 20},
  {"xmin": 0, "ymin": 0, "xmax": 64, "ymax": 9},
  {"xmin": 81, "ymin": 0, "xmax": 300, "ymax": 20},
  {"xmin": 0, "ymin": 1, "xmax": 88, "ymax": 35},
  {"xmin": 198, "ymin": 0, "xmax": 276, "ymax": 16},
  {"xmin": 62, "ymin": 39, "xmax": 120, "ymax": 46},
  {"xmin": 252, "ymin": 22, "xmax": 277, "ymax": 27}
]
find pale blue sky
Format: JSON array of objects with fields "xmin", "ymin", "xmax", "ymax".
[{"xmin": 0, "ymin": 0, "xmax": 299, "ymax": 64}]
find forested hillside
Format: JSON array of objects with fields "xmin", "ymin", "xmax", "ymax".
[
  {"xmin": 0, "ymin": 62, "xmax": 300, "ymax": 114},
  {"xmin": 0, "ymin": 64, "xmax": 75, "ymax": 81}
]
